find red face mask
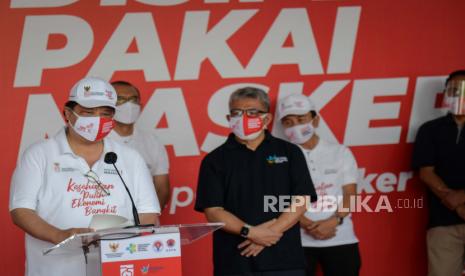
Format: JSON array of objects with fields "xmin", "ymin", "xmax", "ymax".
[
  {"xmin": 71, "ymin": 111, "xmax": 114, "ymax": 141},
  {"xmin": 229, "ymin": 114, "xmax": 265, "ymax": 140}
]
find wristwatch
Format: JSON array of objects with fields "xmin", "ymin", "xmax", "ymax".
[{"xmin": 240, "ymin": 224, "xmax": 252, "ymax": 238}]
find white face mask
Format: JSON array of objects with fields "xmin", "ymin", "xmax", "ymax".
[
  {"xmin": 444, "ymin": 96, "xmax": 465, "ymax": 115},
  {"xmin": 70, "ymin": 111, "xmax": 114, "ymax": 142},
  {"xmin": 443, "ymin": 80, "xmax": 465, "ymax": 115},
  {"xmin": 114, "ymin": 102, "xmax": 141, "ymax": 124},
  {"xmin": 284, "ymin": 121, "xmax": 315, "ymax": 144},
  {"xmin": 229, "ymin": 114, "xmax": 265, "ymax": 141}
]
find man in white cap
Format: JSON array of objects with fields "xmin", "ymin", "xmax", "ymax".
[
  {"xmin": 108, "ymin": 81, "xmax": 170, "ymax": 210},
  {"xmin": 278, "ymin": 94, "xmax": 360, "ymax": 276},
  {"xmin": 9, "ymin": 77, "xmax": 160, "ymax": 276}
]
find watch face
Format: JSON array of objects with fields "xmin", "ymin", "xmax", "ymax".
[{"xmin": 240, "ymin": 226, "xmax": 249, "ymax": 237}]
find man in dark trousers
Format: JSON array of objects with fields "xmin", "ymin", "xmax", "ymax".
[
  {"xmin": 195, "ymin": 87, "xmax": 317, "ymax": 276},
  {"xmin": 412, "ymin": 70, "xmax": 465, "ymax": 276}
]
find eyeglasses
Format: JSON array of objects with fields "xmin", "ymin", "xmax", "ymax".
[
  {"xmin": 84, "ymin": 170, "xmax": 110, "ymax": 196},
  {"xmin": 116, "ymin": 96, "xmax": 140, "ymax": 105},
  {"xmin": 230, "ymin": 109, "xmax": 267, "ymax": 118},
  {"xmin": 281, "ymin": 114, "xmax": 313, "ymax": 128},
  {"xmin": 67, "ymin": 107, "xmax": 114, "ymax": 119}
]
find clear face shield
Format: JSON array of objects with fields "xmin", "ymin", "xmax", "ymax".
[{"xmin": 443, "ymin": 80, "xmax": 465, "ymax": 115}]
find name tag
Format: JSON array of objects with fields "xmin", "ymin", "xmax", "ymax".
[
  {"xmin": 53, "ymin": 162, "xmax": 77, "ymax": 173},
  {"xmin": 324, "ymin": 168, "xmax": 338, "ymax": 175}
]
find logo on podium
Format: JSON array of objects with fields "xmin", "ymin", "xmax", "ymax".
[
  {"xmin": 152, "ymin": 240, "xmax": 164, "ymax": 252},
  {"xmin": 120, "ymin": 264, "xmax": 134, "ymax": 276}
]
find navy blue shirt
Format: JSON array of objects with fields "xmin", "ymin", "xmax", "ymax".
[
  {"xmin": 412, "ymin": 114, "xmax": 465, "ymax": 228},
  {"xmin": 195, "ymin": 131, "xmax": 317, "ymax": 275}
]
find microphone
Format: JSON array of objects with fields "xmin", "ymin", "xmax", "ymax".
[
  {"xmin": 104, "ymin": 152, "xmax": 140, "ymax": 226},
  {"xmin": 104, "ymin": 152, "xmax": 117, "ymax": 164}
]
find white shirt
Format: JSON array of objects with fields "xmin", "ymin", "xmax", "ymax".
[
  {"xmin": 108, "ymin": 128, "xmax": 169, "ymax": 176},
  {"xmin": 300, "ymin": 139, "xmax": 359, "ymax": 247},
  {"xmin": 9, "ymin": 128, "xmax": 160, "ymax": 276}
]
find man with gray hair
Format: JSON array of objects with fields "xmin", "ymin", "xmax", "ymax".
[{"xmin": 195, "ymin": 87, "xmax": 317, "ymax": 275}]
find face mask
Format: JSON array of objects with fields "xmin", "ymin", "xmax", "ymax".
[
  {"xmin": 443, "ymin": 94, "xmax": 453, "ymax": 109},
  {"xmin": 114, "ymin": 102, "xmax": 141, "ymax": 124},
  {"xmin": 443, "ymin": 80, "xmax": 465, "ymax": 115},
  {"xmin": 229, "ymin": 114, "xmax": 265, "ymax": 141},
  {"xmin": 284, "ymin": 121, "xmax": 315, "ymax": 144},
  {"xmin": 70, "ymin": 111, "xmax": 114, "ymax": 142},
  {"xmin": 443, "ymin": 95, "xmax": 465, "ymax": 115}
]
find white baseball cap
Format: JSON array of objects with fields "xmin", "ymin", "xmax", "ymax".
[
  {"xmin": 69, "ymin": 77, "xmax": 117, "ymax": 108},
  {"xmin": 278, "ymin": 94, "xmax": 316, "ymax": 120}
]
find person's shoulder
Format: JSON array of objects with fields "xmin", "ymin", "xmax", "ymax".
[
  {"xmin": 202, "ymin": 141, "xmax": 229, "ymax": 163},
  {"xmin": 24, "ymin": 128, "xmax": 65, "ymax": 156},
  {"xmin": 320, "ymin": 139, "xmax": 349, "ymax": 152},
  {"xmin": 201, "ymin": 136, "xmax": 239, "ymax": 168},
  {"xmin": 21, "ymin": 138, "xmax": 49, "ymax": 157},
  {"xmin": 268, "ymin": 134, "xmax": 303, "ymax": 153},
  {"xmin": 134, "ymin": 127, "xmax": 163, "ymax": 145},
  {"xmin": 134, "ymin": 127, "xmax": 156, "ymax": 138},
  {"xmin": 419, "ymin": 115, "xmax": 449, "ymax": 131},
  {"xmin": 18, "ymin": 135, "xmax": 62, "ymax": 166},
  {"xmin": 107, "ymin": 138, "xmax": 142, "ymax": 160}
]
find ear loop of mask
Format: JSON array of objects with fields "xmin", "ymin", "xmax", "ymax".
[
  {"xmin": 64, "ymin": 107, "xmax": 77, "ymax": 125},
  {"xmin": 261, "ymin": 113, "xmax": 269, "ymax": 129}
]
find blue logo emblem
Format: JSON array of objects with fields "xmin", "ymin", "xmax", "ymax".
[{"xmin": 266, "ymin": 155, "xmax": 288, "ymax": 164}]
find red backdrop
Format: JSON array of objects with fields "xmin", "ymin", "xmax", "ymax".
[{"xmin": 1, "ymin": 0, "xmax": 465, "ymax": 275}]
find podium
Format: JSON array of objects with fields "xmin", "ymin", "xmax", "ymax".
[{"xmin": 43, "ymin": 223, "xmax": 224, "ymax": 276}]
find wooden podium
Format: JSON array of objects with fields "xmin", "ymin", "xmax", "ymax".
[{"xmin": 43, "ymin": 223, "xmax": 224, "ymax": 276}]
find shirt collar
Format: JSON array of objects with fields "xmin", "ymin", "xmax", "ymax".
[
  {"xmin": 109, "ymin": 129, "xmax": 134, "ymax": 144},
  {"xmin": 299, "ymin": 137, "xmax": 327, "ymax": 155},
  {"xmin": 225, "ymin": 130, "xmax": 273, "ymax": 149},
  {"xmin": 56, "ymin": 127, "xmax": 74, "ymax": 156}
]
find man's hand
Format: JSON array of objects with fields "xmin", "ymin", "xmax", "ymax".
[
  {"xmin": 247, "ymin": 219, "xmax": 282, "ymax": 247},
  {"xmin": 53, "ymin": 228, "xmax": 94, "ymax": 244},
  {"xmin": 10, "ymin": 208, "xmax": 95, "ymax": 245},
  {"xmin": 306, "ymin": 217, "xmax": 338, "ymax": 240},
  {"xmin": 457, "ymin": 205, "xmax": 465, "ymax": 220},
  {"xmin": 433, "ymin": 186, "xmax": 451, "ymax": 199},
  {"xmin": 238, "ymin": 240, "xmax": 265, "ymax": 257},
  {"xmin": 236, "ymin": 219, "xmax": 280, "ymax": 257},
  {"xmin": 441, "ymin": 190, "xmax": 465, "ymax": 210},
  {"xmin": 299, "ymin": 216, "xmax": 314, "ymax": 229}
]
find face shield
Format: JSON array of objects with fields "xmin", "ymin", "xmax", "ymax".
[{"xmin": 443, "ymin": 80, "xmax": 465, "ymax": 115}]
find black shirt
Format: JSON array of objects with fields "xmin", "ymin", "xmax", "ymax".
[
  {"xmin": 412, "ymin": 114, "xmax": 465, "ymax": 228},
  {"xmin": 195, "ymin": 131, "xmax": 317, "ymax": 275}
]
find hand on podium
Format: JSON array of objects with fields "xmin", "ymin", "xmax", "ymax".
[{"xmin": 53, "ymin": 228, "xmax": 94, "ymax": 244}]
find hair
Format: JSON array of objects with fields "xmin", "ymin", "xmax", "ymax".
[
  {"xmin": 62, "ymin": 101, "xmax": 77, "ymax": 118},
  {"xmin": 111, "ymin": 80, "xmax": 141, "ymax": 98},
  {"xmin": 446, "ymin": 70, "xmax": 465, "ymax": 86},
  {"xmin": 64, "ymin": 101, "xmax": 78, "ymax": 110},
  {"xmin": 229, "ymin": 87, "xmax": 270, "ymax": 112}
]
